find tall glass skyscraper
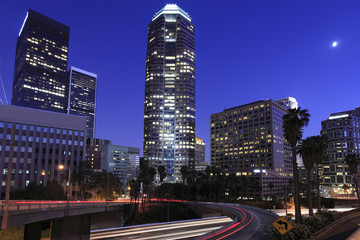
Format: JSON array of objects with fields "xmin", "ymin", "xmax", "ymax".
[
  {"xmin": 12, "ymin": 9, "xmax": 69, "ymax": 113},
  {"xmin": 67, "ymin": 66, "xmax": 97, "ymax": 138},
  {"xmin": 143, "ymin": 4, "xmax": 196, "ymax": 182}
]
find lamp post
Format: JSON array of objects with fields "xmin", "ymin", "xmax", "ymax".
[{"xmin": 58, "ymin": 165, "xmax": 71, "ymax": 210}]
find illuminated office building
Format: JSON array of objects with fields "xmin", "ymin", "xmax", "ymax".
[
  {"xmin": 68, "ymin": 67, "xmax": 97, "ymax": 138},
  {"xmin": 12, "ymin": 9, "xmax": 69, "ymax": 113},
  {"xmin": 210, "ymin": 98, "xmax": 297, "ymax": 199},
  {"xmin": 0, "ymin": 104, "xmax": 86, "ymax": 199},
  {"xmin": 143, "ymin": 4, "xmax": 195, "ymax": 182},
  {"xmin": 321, "ymin": 108, "xmax": 360, "ymax": 197}
]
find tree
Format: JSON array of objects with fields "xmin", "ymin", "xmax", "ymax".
[
  {"xmin": 11, "ymin": 181, "xmax": 66, "ymax": 200},
  {"xmin": 72, "ymin": 161, "xmax": 92, "ymax": 200},
  {"xmin": 311, "ymin": 135, "xmax": 327, "ymax": 211},
  {"xmin": 158, "ymin": 165, "xmax": 167, "ymax": 185},
  {"xmin": 180, "ymin": 166, "xmax": 189, "ymax": 202},
  {"xmin": 225, "ymin": 173, "xmax": 240, "ymax": 202},
  {"xmin": 129, "ymin": 179, "xmax": 141, "ymax": 203},
  {"xmin": 345, "ymin": 154, "xmax": 360, "ymax": 205},
  {"xmin": 205, "ymin": 166, "xmax": 212, "ymax": 201},
  {"xmin": 298, "ymin": 137, "xmax": 315, "ymax": 216},
  {"xmin": 138, "ymin": 165, "xmax": 157, "ymax": 204},
  {"xmin": 268, "ymin": 182, "xmax": 274, "ymax": 211},
  {"xmin": 86, "ymin": 170, "xmax": 122, "ymax": 200},
  {"xmin": 250, "ymin": 180, "xmax": 262, "ymax": 200},
  {"xmin": 240, "ymin": 176, "xmax": 250, "ymax": 199},
  {"xmin": 283, "ymin": 107, "xmax": 310, "ymax": 223},
  {"xmin": 268, "ymin": 182, "xmax": 274, "ymax": 199}
]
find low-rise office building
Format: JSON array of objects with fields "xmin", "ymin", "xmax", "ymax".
[{"xmin": 0, "ymin": 104, "xmax": 86, "ymax": 199}]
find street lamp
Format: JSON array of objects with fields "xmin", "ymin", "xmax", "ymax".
[{"xmin": 58, "ymin": 164, "xmax": 71, "ymax": 211}]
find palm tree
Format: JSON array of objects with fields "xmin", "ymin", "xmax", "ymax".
[
  {"xmin": 157, "ymin": 165, "xmax": 167, "ymax": 185},
  {"xmin": 268, "ymin": 182, "xmax": 274, "ymax": 211},
  {"xmin": 312, "ymin": 135, "xmax": 327, "ymax": 211},
  {"xmin": 283, "ymin": 107, "xmax": 310, "ymax": 223},
  {"xmin": 147, "ymin": 167, "xmax": 157, "ymax": 201},
  {"xmin": 298, "ymin": 137, "xmax": 315, "ymax": 216},
  {"xmin": 180, "ymin": 166, "xmax": 189, "ymax": 202},
  {"xmin": 241, "ymin": 176, "xmax": 250, "ymax": 199},
  {"xmin": 345, "ymin": 154, "xmax": 360, "ymax": 205},
  {"xmin": 205, "ymin": 166, "xmax": 212, "ymax": 201}
]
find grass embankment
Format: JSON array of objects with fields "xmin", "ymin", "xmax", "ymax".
[{"xmin": 0, "ymin": 225, "xmax": 50, "ymax": 240}]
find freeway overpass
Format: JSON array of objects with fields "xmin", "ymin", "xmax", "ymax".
[{"xmin": 0, "ymin": 201, "xmax": 135, "ymax": 240}]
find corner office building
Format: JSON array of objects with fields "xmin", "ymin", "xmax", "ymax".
[
  {"xmin": 143, "ymin": 4, "xmax": 195, "ymax": 182},
  {"xmin": 321, "ymin": 107, "xmax": 360, "ymax": 197},
  {"xmin": 12, "ymin": 9, "xmax": 69, "ymax": 113},
  {"xmin": 210, "ymin": 98, "xmax": 297, "ymax": 199},
  {"xmin": 0, "ymin": 105, "xmax": 86, "ymax": 199},
  {"xmin": 68, "ymin": 67, "xmax": 97, "ymax": 138}
]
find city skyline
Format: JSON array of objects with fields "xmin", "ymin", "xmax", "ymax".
[{"xmin": 1, "ymin": 1, "xmax": 359, "ymax": 161}]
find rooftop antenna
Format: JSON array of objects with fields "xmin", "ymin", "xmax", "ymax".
[{"xmin": 0, "ymin": 63, "xmax": 9, "ymax": 104}]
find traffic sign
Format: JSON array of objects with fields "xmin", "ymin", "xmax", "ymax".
[{"xmin": 272, "ymin": 216, "xmax": 293, "ymax": 235}]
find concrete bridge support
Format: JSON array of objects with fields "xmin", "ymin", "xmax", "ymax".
[
  {"xmin": 24, "ymin": 221, "xmax": 42, "ymax": 240},
  {"xmin": 50, "ymin": 215, "xmax": 90, "ymax": 240}
]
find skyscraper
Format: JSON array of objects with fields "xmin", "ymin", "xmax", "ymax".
[
  {"xmin": 195, "ymin": 137, "xmax": 205, "ymax": 165},
  {"xmin": 321, "ymin": 107, "xmax": 360, "ymax": 197},
  {"xmin": 67, "ymin": 66, "xmax": 97, "ymax": 138},
  {"xmin": 12, "ymin": 9, "xmax": 69, "ymax": 113},
  {"xmin": 210, "ymin": 98, "xmax": 297, "ymax": 199},
  {"xmin": 143, "ymin": 4, "xmax": 195, "ymax": 182}
]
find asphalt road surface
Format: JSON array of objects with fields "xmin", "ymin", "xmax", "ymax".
[{"xmin": 91, "ymin": 202, "xmax": 278, "ymax": 240}]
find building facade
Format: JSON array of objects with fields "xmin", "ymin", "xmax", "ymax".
[
  {"xmin": 12, "ymin": 9, "xmax": 69, "ymax": 113},
  {"xmin": 321, "ymin": 107, "xmax": 360, "ymax": 196},
  {"xmin": 195, "ymin": 137, "xmax": 205, "ymax": 165},
  {"xmin": 143, "ymin": 4, "xmax": 196, "ymax": 182},
  {"xmin": 67, "ymin": 67, "xmax": 97, "ymax": 138},
  {"xmin": 103, "ymin": 144, "xmax": 140, "ymax": 185},
  {"xmin": 0, "ymin": 105, "xmax": 86, "ymax": 199},
  {"xmin": 210, "ymin": 98, "xmax": 297, "ymax": 199},
  {"xmin": 86, "ymin": 138, "xmax": 109, "ymax": 171}
]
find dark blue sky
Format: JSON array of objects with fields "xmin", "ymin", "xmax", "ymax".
[{"xmin": 1, "ymin": 0, "xmax": 359, "ymax": 160}]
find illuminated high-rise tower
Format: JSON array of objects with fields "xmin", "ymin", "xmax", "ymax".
[
  {"xmin": 12, "ymin": 9, "xmax": 69, "ymax": 112},
  {"xmin": 68, "ymin": 66, "xmax": 97, "ymax": 138},
  {"xmin": 143, "ymin": 4, "xmax": 195, "ymax": 182}
]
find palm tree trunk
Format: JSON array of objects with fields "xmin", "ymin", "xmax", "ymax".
[
  {"xmin": 316, "ymin": 164, "xmax": 321, "ymax": 212},
  {"xmin": 292, "ymin": 148, "xmax": 301, "ymax": 223},
  {"xmin": 307, "ymin": 169, "xmax": 313, "ymax": 216},
  {"xmin": 353, "ymin": 175, "xmax": 360, "ymax": 207}
]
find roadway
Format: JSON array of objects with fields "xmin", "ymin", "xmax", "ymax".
[
  {"xmin": 91, "ymin": 216, "xmax": 233, "ymax": 240},
  {"xmin": 194, "ymin": 203, "xmax": 278, "ymax": 240},
  {"xmin": 91, "ymin": 202, "xmax": 279, "ymax": 240}
]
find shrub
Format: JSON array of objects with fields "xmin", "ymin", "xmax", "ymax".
[
  {"xmin": 269, "ymin": 222, "xmax": 312, "ymax": 240},
  {"xmin": 303, "ymin": 214, "xmax": 325, "ymax": 232},
  {"xmin": 269, "ymin": 211, "xmax": 341, "ymax": 240}
]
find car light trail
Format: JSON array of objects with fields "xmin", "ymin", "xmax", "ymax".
[{"xmin": 90, "ymin": 216, "xmax": 233, "ymax": 240}]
